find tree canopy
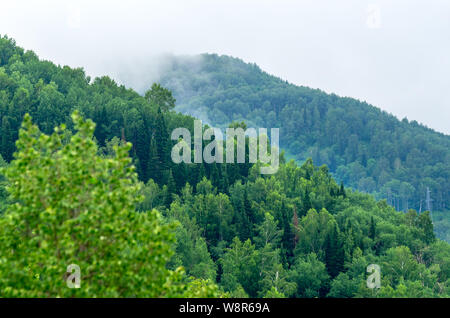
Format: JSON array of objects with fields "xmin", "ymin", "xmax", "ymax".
[{"xmin": 0, "ymin": 35, "xmax": 448, "ymax": 298}]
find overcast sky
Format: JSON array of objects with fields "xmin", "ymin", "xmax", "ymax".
[{"xmin": 1, "ymin": 0, "xmax": 449, "ymax": 134}]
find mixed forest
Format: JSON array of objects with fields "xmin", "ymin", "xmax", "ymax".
[
  {"xmin": 0, "ymin": 35, "xmax": 449, "ymax": 297},
  {"xmin": 155, "ymin": 54, "xmax": 450, "ymax": 241}
]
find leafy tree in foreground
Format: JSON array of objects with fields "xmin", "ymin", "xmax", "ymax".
[{"xmin": 0, "ymin": 112, "xmax": 220, "ymax": 297}]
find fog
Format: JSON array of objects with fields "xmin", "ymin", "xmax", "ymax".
[{"xmin": 0, "ymin": 0, "xmax": 449, "ymax": 134}]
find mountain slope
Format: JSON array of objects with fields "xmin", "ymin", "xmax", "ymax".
[
  {"xmin": 154, "ymin": 54, "xmax": 449, "ymax": 216},
  {"xmin": 1, "ymin": 35, "xmax": 450, "ymax": 297}
]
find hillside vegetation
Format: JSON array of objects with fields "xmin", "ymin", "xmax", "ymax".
[
  {"xmin": 157, "ymin": 54, "xmax": 449, "ymax": 217},
  {"xmin": 0, "ymin": 36, "xmax": 449, "ymax": 297}
]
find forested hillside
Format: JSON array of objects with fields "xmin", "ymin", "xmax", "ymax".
[
  {"xmin": 156, "ymin": 54, "xmax": 450, "ymax": 219},
  {"xmin": 0, "ymin": 35, "xmax": 449, "ymax": 297}
]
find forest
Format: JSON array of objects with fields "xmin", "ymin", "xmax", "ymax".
[
  {"xmin": 154, "ymin": 54, "xmax": 450, "ymax": 241},
  {"xmin": 0, "ymin": 35, "xmax": 449, "ymax": 297}
]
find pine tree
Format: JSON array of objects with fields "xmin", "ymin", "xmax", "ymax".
[
  {"xmin": 324, "ymin": 224, "xmax": 344, "ymax": 278},
  {"xmin": 210, "ymin": 163, "xmax": 220, "ymax": 190},
  {"xmin": 292, "ymin": 206, "xmax": 299, "ymax": 247},
  {"xmin": 147, "ymin": 137, "xmax": 162, "ymax": 184},
  {"xmin": 417, "ymin": 211, "xmax": 435, "ymax": 244},
  {"xmin": 134, "ymin": 121, "xmax": 150, "ymax": 182},
  {"xmin": 198, "ymin": 163, "xmax": 206, "ymax": 186},
  {"xmin": 0, "ymin": 116, "xmax": 14, "ymax": 162},
  {"xmin": 173, "ymin": 161, "xmax": 188, "ymax": 191},
  {"xmin": 369, "ymin": 216, "xmax": 376, "ymax": 240},
  {"xmin": 218, "ymin": 164, "xmax": 229, "ymax": 194},
  {"xmin": 165, "ymin": 169, "xmax": 176, "ymax": 207},
  {"xmin": 242, "ymin": 189, "xmax": 253, "ymax": 240},
  {"xmin": 302, "ymin": 189, "xmax": 312, "ymax": 215},
  {"xmin": 154, "ymin": 107, "xmax": 171, "ymax": 173},
  {"xmin": 94, "ymin": 105, "xmax": 109, "ymax": 147},
  {"xmin": 339, "ymin": 182, "xmax": 346, "ymax": 198},
  {"xmin": 280, "ymin": 202, "xmax": 294, "ymax": 264}
]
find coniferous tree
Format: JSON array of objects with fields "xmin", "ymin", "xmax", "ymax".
[
  {"xmin": 324, "ymin": 224, "xmax": 345, "ymax": 278},
  {"xmin": 153, "ymin": 107, "xmax": 171, "ymax": 180},
  {"xmin": 0, "ymin": 116, "xmax": 14, "ymax": 162},
  {"xmin": 134, "ymin": 120, "xmax": 150, "ymax": 182},
  {"xmin": 242, "ymin": 189, "xmax": 254, "ymax": 240},
  {"xmin": 302, "ymin": 189, "xmax": 312, "ymax": 216},
  {"xmin": 280, "ymin": 202, "xmax": 294, "ymax": 264},
  {"xmin": 369, "ymin": 216, "xmax": 376, "ymax": 240},
  {"xmin": 339, "ymin": 182, "xmax": 346, "ymax": 198},
  {"xmin": 147, "ymin": 136, "xmax": 162, "ymax": 184},
  {"xmin": 94, "ymin": 105, "xmax": 109, "ymax": 146},
  {"xmin": 218, "ymin": 164, "xmax": 229, "ymax": 194},
  {"xmin": 292, "ymin": 207, "xmax": 299, "ymax": 248},
  {"xmin": 166, "ymin": 169, "xmax": 176, "ymax": 207},
  {"xmin": 417, "ymin": 211, "xmax": 435, "ymax": 244}
]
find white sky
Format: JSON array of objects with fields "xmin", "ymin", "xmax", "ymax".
[{"xmin": 1, "ymin": 0, "xmax": 449, "ymax": 134}]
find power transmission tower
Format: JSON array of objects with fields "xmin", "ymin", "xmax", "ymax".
[{"xmin": 425, "ymin": 187, "xmax": 433, "ymax": 212}]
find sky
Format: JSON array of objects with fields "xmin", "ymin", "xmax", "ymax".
[{"xmin": 0, "ymin": 0, "xmax": 449, "ymax": 134}]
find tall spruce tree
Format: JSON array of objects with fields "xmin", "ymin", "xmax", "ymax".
[{"xmin": 324, "ymin": 223, "xmax": 345, "ymax": 278}]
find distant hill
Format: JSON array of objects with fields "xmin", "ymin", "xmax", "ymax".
[{"xmin": 154, "ymin": 54, "xmax": 449, "ymax": 216}]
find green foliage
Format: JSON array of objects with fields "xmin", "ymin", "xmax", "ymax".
[
  {"xmin": 0, "ymin": 112, "xmax": 219, "ymax": 297},
  {"xmin": 145, "ymin": 83, "xmax": 176, "ymax": 112},
  {"xmin": 220, "ymin": 237, "xmax": 260, "ymax": 297},
  {"xmin": 254, "ymin": 212, "xmax": 282, "ymax": 248},
  {"xmin": 324, "ymin": 223, "xmax": 345, "ymax": 278},
  {"xmin": 327, "ymin": 273, "xmax": 359, "ymax": 298},
  {"xmin": 0, "ymin": 154, "xmax": 7, "ymax": 214},
  {"xmin": 168, "ymin": 219, "xmax": 217, "ymax": 281},
  {"xmin": 157, "ymin": 53, "xmax": 450, "ymax": 235},
  {"xmin": 0, "ymin": 36, "xmax": 448, "ymax": 298},
  {"xmin": 289, "ymin": 253, "xmax": 329, "ymax": 298}
]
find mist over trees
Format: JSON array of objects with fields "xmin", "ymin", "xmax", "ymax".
[{"xmin": 154, "ymin": 54, "xmax": 449, "ymax": 217}]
